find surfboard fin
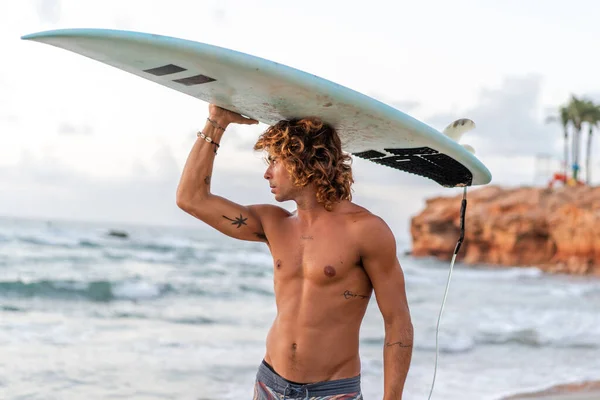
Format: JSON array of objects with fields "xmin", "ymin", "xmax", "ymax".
[
  {"xmin": 461, "ymin": 144, "xmax": 475, "ymax": 154},
  {"xmin": 443, "ymin": 118, "xmax": 476, "ymax": 154},
  {"xmin": 443, "ymin": 118, "xmax": 475, "ymax": 141}
]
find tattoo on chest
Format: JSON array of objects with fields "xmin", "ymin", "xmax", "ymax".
[
  {"xmin": 222, "ymin": 214, "xmax": 248, "ymax": 228},
  {"xmin": 343, "ymin": 290, "xmax": 370, "ymax": 300},
  {"xmin": 386, "ymin": 341, "xmax": 413, "ymax": 348},
  {"xmin": 301, "ymin": 235, "xmax": 313, "ymax": 240}
]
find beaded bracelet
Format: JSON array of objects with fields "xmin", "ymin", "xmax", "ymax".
[{"xmin": 197, "ymin": 131, "xmax": 220, "ymax": 154}]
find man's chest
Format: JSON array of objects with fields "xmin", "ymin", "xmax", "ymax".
[{"xmin": 267, "ymin": 224, "xmax": 363, "ymax": 285}]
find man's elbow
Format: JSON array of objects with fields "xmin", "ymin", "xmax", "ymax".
[
  {"xmin": 175, "ymin": 195, "xmax": 190, "ymax": 212},
  {"xmin": 384, "ymin": 314, "xmax": 414, "ymax": 337},
  {"xmin": 175, "ymin": 190, "xmax": 207, "ymax": 213},
  {"xmin": 175, "ymin": 188, "xmax": 191, "ymax": 211}
]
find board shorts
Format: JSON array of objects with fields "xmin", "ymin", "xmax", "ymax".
[{"xmin": 253, "ymin": 360, "xmax": 363, "ymax": 400}]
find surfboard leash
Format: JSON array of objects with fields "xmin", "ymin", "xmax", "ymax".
[{"xmin": 427, "ymin": 186, "xmax": 468, "ymax": 400}]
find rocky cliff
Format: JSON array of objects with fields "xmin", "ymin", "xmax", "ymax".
[{"xmin": 410, "ymin": 185, "xmax": 600, "ymax": 275}]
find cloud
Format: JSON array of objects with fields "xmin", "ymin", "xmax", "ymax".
[
  {"xmin": 213, "ymin": 7, "xmax": 227, "ymax": 21},
  {"xmin": 33, "ymin": 0, "xmax": 61, "ymax": 24},
  {"xmin": 425, "ymin": 74, "xmax": 561, "ymax": 159},
  {"xmin": 223, "ymin": 123, "xmax": 265, "ymax": 151},
  {"xmin": 0, "ymin": 149, "xmax": 185, "ymax": 227},
  {"xmin": 130, "ymin": 142, "xmax": 183, "ymax": 183},
  {"xmin": 58, "ymin": 122, "xmax": 93, "ymax": 136}
]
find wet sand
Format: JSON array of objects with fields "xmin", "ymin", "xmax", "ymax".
[{"xmin": 503, "ymin": 381, "xmax": 600, "ymax": 400}]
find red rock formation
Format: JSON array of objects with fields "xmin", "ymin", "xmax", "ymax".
[{"xmin": 410, "ymin": 185, "xmax": 600, "ymax": 275}]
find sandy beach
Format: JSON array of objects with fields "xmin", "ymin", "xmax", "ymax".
[{"xmin": 503, "ymin": 381, "xmax": 600, "ymax": 400}]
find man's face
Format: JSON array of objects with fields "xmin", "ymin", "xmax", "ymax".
[{"xmin": 263, "ymin": 154, "xmax": 296, "ymax": 202}]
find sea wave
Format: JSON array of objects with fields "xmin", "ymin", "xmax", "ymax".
[
  {"xmin": 10, "ymin": 231, "xmax": 214, "ymax": 258},
  {"xmin": 15, "ymin": 235, "xmax": 83, "ymax": 248},
  {"xmin": 361, "ymin": 326, "xmax": 600, "ymax": 354},
  {"xmin": 362, "ymin": 335, "xmax": 475, "ymax": 354},
  {"xmin": 0, "ymin": 279, "xmax": 173, "ymax": 302},
  {"xmin": 1, "ymin": 305, "xmax": 24, "ymax": 312},
  {"xmin": 90, "ymin": 311, "xmax": 218, "ymax": 326},
  {"xmin": 4, "ymin": 228, "xmax": 273, "ymax": 270},
  {"xmin": 475, "ymin": 327, "xmax": 600, "ymax": 349},
  {"xmin": 0, "ymin": 277, "xmax": 277, "ymax": 303}
]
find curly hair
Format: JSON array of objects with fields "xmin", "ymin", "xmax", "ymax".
[{"xmin": 254, "ymin": 117, "xmax": 354, "ymax": 211}]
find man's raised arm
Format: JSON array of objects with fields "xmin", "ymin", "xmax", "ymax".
[{"xmin": 176, "ymin": 105, "xmax": 272, "ymax": 243}]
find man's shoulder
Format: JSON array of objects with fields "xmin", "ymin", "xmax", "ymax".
[
  {"xmin": 344, "ymin": 203, "xmax": 393, "ymax": 236},
  {"xmin": 345, "ymin": 207, "xmax": 397, "ymax": 258},
  {"xmin": 249, "ymin": 204, "xmax": 292, "ymax": 220}
]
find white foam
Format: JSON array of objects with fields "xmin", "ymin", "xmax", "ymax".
[
  {"xmin": 417, "ymin": 330, "xmax": 476, "ymax": 353},
  {"xmin": 111, "ymin": 281, "xmax": 163, "ymax": 300}
]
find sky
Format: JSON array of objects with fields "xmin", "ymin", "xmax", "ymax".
[{"xmin": 2, "ymin": 0, "xmax": 600, "ymax": 239}]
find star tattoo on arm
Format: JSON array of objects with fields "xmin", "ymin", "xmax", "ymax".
[{"xmin": 222, "ymin": 214, "xmax": 248, "ymax": 228}]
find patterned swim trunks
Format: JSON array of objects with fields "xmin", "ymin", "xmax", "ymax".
[{"xmin": 253, "ymin": 360, "xmax": 362, "ymax": 400}]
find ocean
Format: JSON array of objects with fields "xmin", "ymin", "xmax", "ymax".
[{"xmin": 1, "ymin": 216, "xmax": 599, "ymax": 400}]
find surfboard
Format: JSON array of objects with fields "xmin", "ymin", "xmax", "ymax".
[{"xmin": 21, "ymin": 28, "xmax": 492, "ymax": 187}]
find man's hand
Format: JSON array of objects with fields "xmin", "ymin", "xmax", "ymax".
[{"xmin": 208, "ymin": 104, "xmax": 259, "ymax": 129}]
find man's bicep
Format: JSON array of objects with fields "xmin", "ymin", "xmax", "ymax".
[
  {"xmin": 182, "ymin": 194, "xmax": 273, "ymax": 243},
  {"xmin": 361, "ymin": 221, "xmax": 411, "ymax": 323}
]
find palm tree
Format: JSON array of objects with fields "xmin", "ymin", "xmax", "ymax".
[
  {"xmin": 581, "ymin": 100, "xmax": 600, "ymax": 185},
  {"xmin": 546, "ymin": 106, "xmax": 571, "ymax": 183},
  {"xmin": 567, "ymin": 95, "xmax": 588, "ymax": 181}
]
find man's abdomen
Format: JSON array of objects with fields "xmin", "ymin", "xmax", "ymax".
[{"xmin": 264, "ymin": 308, "xmax": 365, "ymax": 383}]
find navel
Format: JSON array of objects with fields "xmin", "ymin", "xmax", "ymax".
[
  {"xmin": 276, "ymin": 259, "xmax": 282, "ymax": 269},
  {"xmin": 324, "ymin": 265, "xmax": 336, "ymax": 277}
]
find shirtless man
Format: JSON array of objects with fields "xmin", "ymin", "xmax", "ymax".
[{"xmin": 176, "ymin": 105, "xmax": 413, "ymax": 399}]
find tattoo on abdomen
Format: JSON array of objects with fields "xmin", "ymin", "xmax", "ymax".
[
  {"xmin": 222, "ymin": 214, "xmax": 248, "ymax": 228},
  {"xmin": 343, "ymin": 290, "xmax": 370, "ymax": 300},
  {"xmin": 386, "ymin": 341, "xmax": 413, "ymax": 348}
]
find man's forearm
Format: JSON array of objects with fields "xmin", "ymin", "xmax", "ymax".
[
  {"xmin": 382, "ymin": 321, "xmax": 414, "ymax": 400},
  {"xmin": 176, "ymin": 118, "xmax": 227, "ymax": 204}
]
